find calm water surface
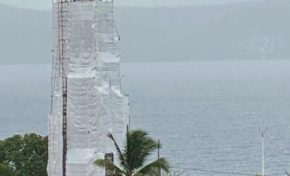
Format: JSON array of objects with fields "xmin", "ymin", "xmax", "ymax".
[{"xmin": 0, "ymin": 60, "xmax": 290, "ymax": 175}]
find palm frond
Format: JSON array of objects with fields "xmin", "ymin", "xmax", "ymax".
[
  {"xmin": 107, "ymin": 133, "xmax": 127, "ymax": 167},
  {"xmin": 124, "ymin": 130, "xmax": 160, "ymax": 170},
  {"xmin": 94, "ymin": 159, "xmax": 124, "ymax": 175},
  {"xmin": 135, "ymin": 157, "xmax": 170, "ymax": 176}
]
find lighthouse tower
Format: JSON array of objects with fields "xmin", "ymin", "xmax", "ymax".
[{"xmin": 48, "ymin": 0, "xmax": 129, "ymax": 175}]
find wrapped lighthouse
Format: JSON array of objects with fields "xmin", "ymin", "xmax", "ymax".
[{"xmin": 48, "ymin": 0, "xmax": 130, "ymax": 175}]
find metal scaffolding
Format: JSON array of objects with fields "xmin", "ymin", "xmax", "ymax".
[
  {"xmin": 49, "ymin": 1, "xmax": 129, "ymax": 175},
  {"xmin": 55, "ymin": 0, "xmax": 69, "ymax": 175}
]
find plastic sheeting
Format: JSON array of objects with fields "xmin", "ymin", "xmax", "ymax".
[{"xmin": 48, "ymin": 1, "xmax": 129, "ymax": 176}]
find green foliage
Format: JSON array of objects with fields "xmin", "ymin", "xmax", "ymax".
[
  {"xmin": 0, "ymin": 133, "xmax": 48, "ymax": 176},
  {"xmin": 0, "ymin": 163, "xmax": 16, "ymax": 176},
  {"xmin": 95, "ymin": 129, "xmax": 170, "ymax": 176}
]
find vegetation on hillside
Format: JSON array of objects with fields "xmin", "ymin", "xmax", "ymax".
[{"xmin": 0, "ymin": 133, "xmax": 48, "ymax": 176}]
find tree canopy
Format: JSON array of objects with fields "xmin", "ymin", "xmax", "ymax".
[
  {"xmin": 0, "ymin": 163, "xmax": 15, "ymax": 176},
  {"xmin": 0, "ymin": 133, "xmax": 48, "ymax": 176}
]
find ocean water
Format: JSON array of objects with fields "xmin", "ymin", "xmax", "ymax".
[{"xmin": 1, "ymin": 60, "xmax": 290, "ymax": 175}]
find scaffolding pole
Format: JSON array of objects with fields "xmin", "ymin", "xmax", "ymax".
[{"xmin": 56, "ymin": 0, "xmax": 68, "ymax": 176}]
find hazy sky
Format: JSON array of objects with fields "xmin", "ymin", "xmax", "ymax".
[{"xmin": 0, "ymin": 0, "xmax": 258, "ymax": 9}]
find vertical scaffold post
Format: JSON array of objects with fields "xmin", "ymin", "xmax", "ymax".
[{"xmin": 57, "ymin": 0, "xmax": 68, "ymax": 175}]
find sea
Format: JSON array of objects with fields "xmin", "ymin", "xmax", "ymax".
[{"xmin": 1, "ymin": 60, "xmax": 290, "ymax": 175}]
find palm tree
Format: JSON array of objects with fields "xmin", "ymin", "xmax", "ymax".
[{"xmin": 95, "ymin": 129, "xmax": 170, "ymax": 176}]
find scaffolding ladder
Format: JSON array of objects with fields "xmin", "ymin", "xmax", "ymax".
[{"xmin": 57, "ymin": 0, "xmax": 69, "ymax": 176}]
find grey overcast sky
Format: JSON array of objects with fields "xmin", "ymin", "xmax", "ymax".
[{"xmin": 0, "ymin": 0, "xmax": 260, "ymax": 9}]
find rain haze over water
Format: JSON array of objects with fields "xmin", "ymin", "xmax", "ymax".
[
  {"xmin": 0, "ymin": 0, "xmax": 290, "ymax": 175},
  {"xmin": 0, "ymin": 0, "xmax": 264, "ymax": 9}
]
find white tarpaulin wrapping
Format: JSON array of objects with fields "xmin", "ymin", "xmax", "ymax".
[{"xmin": 48, "ymin": 1, "xmax": 129, "ymax": 175}]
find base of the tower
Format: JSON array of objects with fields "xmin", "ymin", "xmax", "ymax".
[{"xmin": 67, "ymin": 151, "xmax": 106, "ymax": 176}]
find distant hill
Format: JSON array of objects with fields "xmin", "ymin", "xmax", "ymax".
[{"xmin": 0, "ymin": 0, "xmax": 289, "ymax": 64}]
